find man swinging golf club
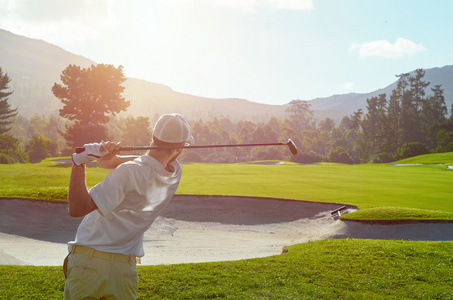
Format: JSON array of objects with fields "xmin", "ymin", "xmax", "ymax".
[{"xmin": 64, "ymin": 113, "xmax": 194, "ymax": 300}]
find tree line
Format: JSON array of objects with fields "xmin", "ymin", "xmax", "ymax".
[
  {"xmin": 0, "ymin": 65, "xmax": 452, "ymax": 164},
  {"xmin": 342, "ymin": 69, "xmax": 453, "ymax": 163}
]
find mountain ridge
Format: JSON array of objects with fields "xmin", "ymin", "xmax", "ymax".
[
  {"xmin": 1, "ymin": 28, "xmax": 451, "ymax": 122},
  {"xmin": 309, "ymin": 64, "xmax": 453, "ymax": 115}
]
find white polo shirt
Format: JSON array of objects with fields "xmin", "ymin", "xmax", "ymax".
[{"xmin": 68, "ymin": 155, "xmax": 182, "ymax": 257}]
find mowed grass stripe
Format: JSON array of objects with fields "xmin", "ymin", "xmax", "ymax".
[
  {"xmin": 179, "ymin": 162, "xmax": 453, "ymax": 220},
  {"xmin": 0, "ymin": 157, "xmax": 452, "ymax": 221}
]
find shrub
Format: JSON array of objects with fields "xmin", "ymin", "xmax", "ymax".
[
  {"xmin": 182, "ymin": 151, "xmax": 204, "ymax": 162},
  {"xmin": 373, "ymin": 152, "xmax": 396, "ymax": 163},
  {"xmin": 290, "ymin": 152, "xmax": 323, "ymax": 164},
  {"xmin": 0, "ymin": 134, "xmax": 29, "ymax": 164},
  {"xmin": 436, "ymin": 141, "xmax": 453, "ymax": 153},
  {"xmin": 0, "ymin": 153, "xmax": 10, "ymax": 164},
  {"xmin": 398, "ymin": 142, "xmax": 429, "ymax": 160},
  {"xmin": 328, "ymin": 147, "xmax": 354, "ymax": 164},
  {"xmin": 25, "ymin": 136, "xmax": 60, "ymax": 163}
]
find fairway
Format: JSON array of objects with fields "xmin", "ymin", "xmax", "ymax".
[
  {"xmin": 178, "ymin": 162, "xmax": 453, "ymax": 221},
  {"xmin": 0, "ymin": 157, "xmax": 452, "ymax": 221}
]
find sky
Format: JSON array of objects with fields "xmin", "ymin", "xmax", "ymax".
[{"xmin": 0, "ymin": 0, "xmax": 452, "ymax": 105}]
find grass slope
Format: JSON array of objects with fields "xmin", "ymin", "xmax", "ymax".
[
  {"xmin": 393, "ymin": 151, "xmax": 453, "ymax": 164},
  {"xmin": 1, "ymin": 240, "xmax": 451, "ymax": 299}
]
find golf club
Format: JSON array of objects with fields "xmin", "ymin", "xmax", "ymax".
[{"xmin": 76, "ymin": 139, "xmax": 298, "ymax": 155}]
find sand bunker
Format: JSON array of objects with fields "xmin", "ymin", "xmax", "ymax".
[{"xmin": 0, "ymin": 197, "xmax": 451, "ymax": 266}]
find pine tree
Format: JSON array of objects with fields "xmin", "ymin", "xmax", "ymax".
[{"xmin": 0, "ymin": 67, "xmax": 18, "ymax": 134}]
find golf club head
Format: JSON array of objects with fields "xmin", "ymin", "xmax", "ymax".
[{"xmin": 287, "ymin": 139, "xmax": 298, "ymax": 155}]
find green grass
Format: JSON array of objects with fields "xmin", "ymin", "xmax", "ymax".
[
  {"xmin": 1, "ymin": 239, "xmax": 451, "ymax": 299},
  {"xmin": 1, "ymin": 156, "xmax": 452, "ymax": 221},
  {"xmin": 394, "ymin": 151, "xmax": 453, "ymax": 164},
  {"xmin": 1, "ymin": 155, "xmax": 452, "ymax": 299},
  {"xmin": 179, "ymin": 162, "xmax": 453, "ymax": 221},
  {"xmin": 0, "ymin": 159, "xmax": 110, "ymax": 201}
]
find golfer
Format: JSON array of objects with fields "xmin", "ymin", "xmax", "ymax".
[{"xmin": 64, "ymin": 113, "xmax": 194, "ymax": 300}]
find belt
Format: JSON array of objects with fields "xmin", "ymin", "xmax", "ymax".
[{"xmin": 70, "ymin": 245, "xmax": 138, "ymax": 265}]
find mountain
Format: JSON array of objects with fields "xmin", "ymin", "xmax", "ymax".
[
  {"xmin": 122, "ymin": 79, "xmax": 289, "ymax": 122},
  {"xmin": 308, "ymin": 65, "xmax": 453, "ymax": 115},
  {"xmin": 1, "ymin": 28, "xmax": 452, "ymax": 123},
  {"xmin": 0, "ymin": 29, "xmax": 289, "ymax": 122}
]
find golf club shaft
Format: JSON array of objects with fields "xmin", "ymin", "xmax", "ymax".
[{"xmin": 76, "ymin": 139, "xmax": 297, "ymax": 155}]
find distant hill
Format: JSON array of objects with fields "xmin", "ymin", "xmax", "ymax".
[
  {"xmin": 122, "ymin": 78, "xmax": 289, "ymax": 122},
  {"xmin": 0, "ymin": 28, "xmax": 451, "ymax": 123},
  {"xmin": 309, "ymin": 65, "xmax": 453, "ymax": 115},
  {"xmin": 0, "ymin": 29, "xmax": 95, "ymax": 116},
  {"xmin": 0, "ymin": 29, "xmax": 289, "ymax": 122}
]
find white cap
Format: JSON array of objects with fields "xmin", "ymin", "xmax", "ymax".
[{"xmin": 153, "ymin": 113, "xmax": 194, "ymax": 144}]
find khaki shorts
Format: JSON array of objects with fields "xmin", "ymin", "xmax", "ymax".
[{"xmin": 63, "ymin": 245, "xmax": 138, "ymax": 300}]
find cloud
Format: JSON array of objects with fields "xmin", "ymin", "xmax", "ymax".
[
  {"xmin": 266, "ymin": 0, "xmax": 314, "ymax": 10},
  {"xmin": 341, "ymin": 82, "xmax": 354, "ymax": 91},
  {"xmin": 349, "ymin": 38, "xmax": 426, "ymax": 59},
  {"xmin": 0, "ymin": 0, "xmax": 116, "ymax": 45},
  {"xmin": 160, "ymin": 0, "xmax": 314, "ymax": 13}
]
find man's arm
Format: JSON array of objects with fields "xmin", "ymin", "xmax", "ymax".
[
  {"xmin": 67, "ymin": 141, "xmax": 137, "ymax": 217},
  {"xmin": 68, "ymin": 164, "xmax": 97, "ymax": 217},
  {"xmin": 96, "ymin": 142, "xmax": 138, "ymax": 169}
]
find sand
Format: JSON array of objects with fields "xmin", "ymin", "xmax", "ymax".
[{"xmin": 0, "ymin": 197, "xmax": 451, "ymax": 266}]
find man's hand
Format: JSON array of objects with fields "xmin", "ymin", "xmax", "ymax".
[
  {"xmin": 97, "ymin": 141, "xmax": 138, "ymax": 169},
  {"xmin": 71, "ymin": 141, "xmax": 109, "ymax": 166},
  {"xmin": 68, "ymin": 141, "xmax": 119, "ymax": 217},
  {"xmin": 97, "ymin": 141, "xmax": 123, "ymax": 169}
]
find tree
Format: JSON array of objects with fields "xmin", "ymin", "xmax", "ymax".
[
  {"xmin": 328, "ymin": 146, "xmax": 354, "ymax": 164},
  {"xmin": 362, "ymin": 96, "xmax": 380, "ymax": 152},
  {"xmin": 120, "ymin": 116, "xmax": 152, "ymax": 146},
  {"xmin": 425, "ymin": 85, "xmax": 447, "ymax": 124},
  {"xmin": 61, "ymin": 123, "xmax": 109, "ymax": 149},
  {"xmin": 451, "ymin": 102, "xmax": 453, "ymax": 121},
  {"xmin": 338, "ymin": 116, "xmax": 352, "ymax": 132},
  {"xmin": 0, "ymin": 134, "xmax": 28, "ymax": 164},
  {"xmin": 362, "ymin": 94, "xmax": 388, "ymax": 154},
  {"xmin": 391, "ymin": 72, "xmax": 410, "ymax": 145},
  {"xmin": 398, "ymin": 142, "xmax": 429, "ymax": 160},
  {"xmin": 423, "ymin": 85, "xmax": 447, "ymax": 148},
  {"xmin": 330, "ymin": 127, "xmax": 348, "ymax": 150},
  {"xmin": 0, "ymin": 67, "xmax": 18, "ymax": 135},
  {"xmin": 251, "ymin": 125, "xmax": 266, "ymax": 143},
  {"xmin": 25, "ymin": 136, "xmax": 56, "ymax": 163},
  {"xmin": 53, "ymin": 64, "xmax": 130, "ymax": 147},
  {"xmin": 285, "ymin": 100, "xmax": 314, "ymax": 134},
  {"xmin": 318, "ymin": 117, "xmax": 335, "ymax": 132},
  {"xmin": 266, "ymin": 117, "xmax": 282, "ymax": 137},
  {"xmin": 0, "ymin": 67, "xmax": 24, "ymax": 164},
  {"xmin": 397, "ymin": 69, "xmax": 430, "ymax": 144},
  {"xmin": 385, "ymin": 92, "xmax": 401, "ymax": 153},
  {"xmin": 431, "ymin": 119, "xmax": 453, "ymax": 152},
  {"xmin": 349, "ymin": 109, "xmax": 363, "ymax": 131}
]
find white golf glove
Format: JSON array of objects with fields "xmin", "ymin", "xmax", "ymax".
[{"xmin": 72, "ymin": 141, "xmax": 108, "ymax": 166}]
